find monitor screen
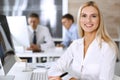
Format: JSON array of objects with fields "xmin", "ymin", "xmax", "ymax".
[{"xmin": 6, "ymin": 16, "xmax": 30, "ymax": 52}]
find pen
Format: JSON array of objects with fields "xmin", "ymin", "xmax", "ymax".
[{"xmin": 60, "ymin": 72, "xmax": 68, "ymax": 78}]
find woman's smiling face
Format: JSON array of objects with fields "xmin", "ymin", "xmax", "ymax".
[{"xmin": 80, "ymin": 6, "xmax": 100, "ymax": 34}]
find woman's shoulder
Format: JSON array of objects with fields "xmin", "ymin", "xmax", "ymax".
[
  {"xmin": 101, "ymin": 40, "xmax": 116, "ymax": 54},
  {"xmin": 101, "ymin": 40, "xmax": 112, "ymax": 49},
  {"xmin": 71, "ymin": 38, "xmax": 83, "ymax": 46}
]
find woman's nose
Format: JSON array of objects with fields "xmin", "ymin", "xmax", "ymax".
[{"xmin": 86, "ymin": 16, "xmax": 91, "ymax": 22}]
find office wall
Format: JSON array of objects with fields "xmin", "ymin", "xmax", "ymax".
[
  {"xmin": 68, "ymin": 0, "xmax": 120, "ymax": 39},
  {"xmin": 1, "ymin": 0, "xmax": 120, "ymax": 39},
  {"xmin": 0, "ymin": 0, "xmax": 63, "ymax": 38}
]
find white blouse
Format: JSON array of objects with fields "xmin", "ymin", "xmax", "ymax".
[{"xmin": 48, "ymin": 38, "xmax": 116, "ymax": 80}]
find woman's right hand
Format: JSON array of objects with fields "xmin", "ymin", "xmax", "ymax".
[
  {"xmin": 69, "ymin": 77, "xmax": 77, "ymax": 80},
  {"xmin": 48, "ymin": 76, "xmax": 62, "ymax": 80}
]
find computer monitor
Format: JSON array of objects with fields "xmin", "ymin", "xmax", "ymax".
[
  {"xmin": 0, "ymin": 24, "xmax": 16, "ymax": 80},
  {"xmin": 6, "ymin": 16, "xmax": 30, "ymax": 53}
]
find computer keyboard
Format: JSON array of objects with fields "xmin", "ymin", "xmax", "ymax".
[
  {"xmin": 30, "ymin": 68, "xmax": 48, "ymax": 80},
  {"xmin": 28, "ymin": 62, "xmax": 55, "ymax": 80}
]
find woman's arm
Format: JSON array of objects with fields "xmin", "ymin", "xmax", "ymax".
[
  {"xmin": 48, "ymin": 43, "xmax": 75, "ymax": 79},
  {"xmin": 99, "ymin": 44, "xmax": 117, "ymax": 80}
]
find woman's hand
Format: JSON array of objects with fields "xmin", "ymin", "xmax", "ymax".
[
  {"xmin": 48, "ymin": 76, "xmax": 62, "ymax": 80},
  {"xmin": 69, "ymin": 77, "xmax": 77, "ymax": 80}
]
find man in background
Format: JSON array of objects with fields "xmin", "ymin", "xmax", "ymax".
[
  {"xmin": 26, "ymin": 12, "xmax": 55, "ymax": 62},
  {"xmin": 27, "ymin": 12, "xmax": 55, "ymax": 52},
  {"xmin": 57, "ymin": 13, "xmax": 79, "ymax": 48}
]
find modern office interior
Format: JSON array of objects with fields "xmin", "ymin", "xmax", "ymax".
[{"xmin": 0, "ymin": 0, "xmax": 120, "ymax": 80}]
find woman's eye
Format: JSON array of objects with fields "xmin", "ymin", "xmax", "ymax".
[
  {"xmin": 81, "ymin": 14, "xmax": 86, "ymax": 17},
  {"xmin": 92, "ymin": 15, "xmax": 97, "ymax": 17},
  {"xmin": 92, "ymin": 14, "xmax": 98, "ymax": 18}
]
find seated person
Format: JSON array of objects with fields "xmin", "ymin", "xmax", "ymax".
[
  {"xmin": 56, "ymin": 13, "xmax": 79, "ymax": 48},
  {"xmin": 48, "ymin": 1, "xmax": 118, "ymax": 80},
  {"xmin": 23, "ymin": 13, "xmax": 55, "ymax": 62},
  {"xmin": 26, "ymin": 12, "xmax": 55, "ymax": 52}
]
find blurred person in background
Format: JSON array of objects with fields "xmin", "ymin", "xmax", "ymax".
[
  {"xmin": 25, "ymin": 12, "xmax": 55, "ymax": 62},
  {"xmin": 56, "ymin": 13, "xmax": 79, "ymax": 48}
]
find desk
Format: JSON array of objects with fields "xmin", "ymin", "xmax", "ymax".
[
  {"xmin": 7, "ymin": 62, "xmax": 120, "ymax": 80},
  {"xmin": 7, "ymin": 62, "xmax": 52, "ymax": 80},
  {"xmin": 7, "ymin": 62, "xmax": 32, "ymax": 80},
  {"xmin": 16, "ymin": 48, "xmax": 65, "ymax": 63}
]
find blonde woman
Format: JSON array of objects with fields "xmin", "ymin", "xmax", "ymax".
[{"xmin": 48, "ymin": 1, "xmax": 118, "ymax": 80}]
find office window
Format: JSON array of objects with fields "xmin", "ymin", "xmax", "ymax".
[{"xmin": 0, "ymin": 0, "xmax": 68, "ymax": 38}]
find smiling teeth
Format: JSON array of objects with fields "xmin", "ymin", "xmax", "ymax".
[{"xmin": 85, "ymin": 24, "xmax": 93, "ymax": 27}]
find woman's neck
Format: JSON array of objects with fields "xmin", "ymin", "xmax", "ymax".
[
  {"xmin": 83, "ymin": 32, "xmax": 96, "ymax": 58},
  {"xmin": 84, "ymin": 32, "xmax": 96, "ymax": 43}
]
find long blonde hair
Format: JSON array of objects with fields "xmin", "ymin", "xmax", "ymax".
[{"xmin": 77, "ymin": 1, "xmax": 118, "ymax": 53}]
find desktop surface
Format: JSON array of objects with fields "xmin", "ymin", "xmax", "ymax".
[
  {"xmin": 16, "ymin": 48, "xmax": 65, "ymax": 63},
  {"xmin": 7, "ymin": 62, "xmax": 53, "ymax": 80},
  {"xmin": 6, "ymin": 62, "xmax": 120, "ymax": 80},
  {"xmin": 0, "ymin": 75, "xmax": 15, "ymax": 80}
]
